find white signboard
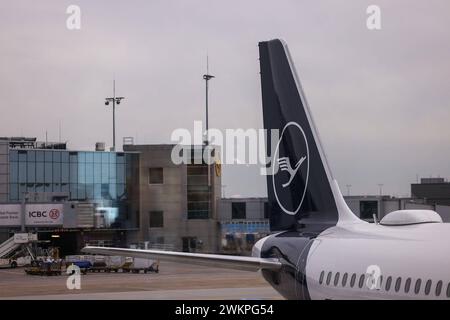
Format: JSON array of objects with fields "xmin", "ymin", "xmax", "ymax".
[
  {"xmin": 0, "ymin": 204, "xmax": 21, "ymax": 226},
  {"xmin": 14, "ymin": 233, "xmax": 29, "ymax": 243},
  {"xmin": 25, "ymin": 204, "xmax": 63, "ymax": 226},
  {"xmin": 0, "ymin": 204, "xmax": 64, "ymax": 226}
]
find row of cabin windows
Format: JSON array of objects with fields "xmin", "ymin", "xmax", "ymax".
[{"xmin": 319, "ymin": 271, "xmax": 450, "ymax": 298}]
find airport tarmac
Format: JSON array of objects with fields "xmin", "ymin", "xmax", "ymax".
[{"xmin": 0, "ymin": 262, "xmax": 282, "ymax": 300}]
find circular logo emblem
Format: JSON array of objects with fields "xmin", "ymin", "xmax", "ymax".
[
  {"xmin": 272, "ymin": 122, "xmax": 309, "ymax": 215},
  {"xmin": 49, "ymin": 209, "xmax": 60, "ymax": 220}
]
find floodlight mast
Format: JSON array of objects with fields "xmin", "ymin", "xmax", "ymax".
[
  {"xmin": 203, "ymin": 56, "xmax": 214, "ymax": 145},
  {"xmin": 105, "ymin": 80, "xmax": 125, "ymax": 151}
]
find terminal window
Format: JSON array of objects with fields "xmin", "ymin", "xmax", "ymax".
[
  {"xmin": 149, "ymin": 211, "xmax": 164, "ymax": 228},
  {"xmin": 232, "ymin": 202, "xmax": 246, "ymax": 220},
  {"xmin": 149, "ymin": 167, "xmax": 164, "ymax": 184},
  {"xmin": 187, "ymin": 164, "xmax": 210, "ymax": 219},
  {"xmin": 264, "ymin": 202, "xmax": 270, "ymax": 219},
  {"xmin": 360, "ymin": 201, "xmax": 378, "ymax": 220}
]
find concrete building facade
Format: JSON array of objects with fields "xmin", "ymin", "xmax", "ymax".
[
  {"xmin": 411, "ymin": 178, "xmax": 450, "ymax": 206},
  {"xmin": 124, "ymin": 144, "xmax": 222, "ymax": 253}
]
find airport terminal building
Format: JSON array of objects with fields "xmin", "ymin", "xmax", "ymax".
[
  {"xmin": 0, "ymin": 138, "xmax": 222, "ymax": 256},
  {"xmin": 0, "ymin": 137, "xmax": 140, "ymax": 254}
]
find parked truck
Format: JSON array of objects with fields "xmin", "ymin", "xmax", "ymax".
[
  {"xmin": 0, "ymin": 256, "xmax": 32, "ymax": 269},
  {"xmin": 121, "ymin": 257, "xmax": 159, "ymax": 274}
]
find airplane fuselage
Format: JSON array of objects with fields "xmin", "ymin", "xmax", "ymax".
[{"xmin": 255, "ymin": 222, "xmax": 450, "ymax": 299}]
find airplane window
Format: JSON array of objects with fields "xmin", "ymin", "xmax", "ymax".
[
  {"xmin": 395, "ymin": 277, "xmax": 402, "ymax": 292},
  {"xmin": 405, "ymin": 278, "xmax": 412, "ymax": 293},
  {"xmin": 414, "ymin": 279, "xmax": 422, "ymax": 294},
  {"xmin": 334, "ymin": 272, "xmax": 340, "ymax": 287},
  {"xmin": 435, "ymin": 280, "xmax": 443, "ymax": 297},
  {"xmin": 319, "ymin": 271, "xmax": 325, "ymax": 285},
  {"xmin": 446, "ymin": 282, "xmax": 450, "ymax": 298},
  {"xmin": 358, "ymin": 274, "xmax": 365, "ymax": 289},
  {"xmin": 425, "ymin": 280, "xmax": 432, "ymax": 295},
  {"xmin": 326, "ymin": 272, "xmax": 332, "ymax": 285},
  {"xmin": 350, "ymin": 274, "xmax": 356, "ymax": 288},
  {"xmin": 385, "ymin": 276, "xmax": 392, "ymax": 291},
  {"xmin": 342, "ymin": 273, "xmax": 348, "ymax": 287}
]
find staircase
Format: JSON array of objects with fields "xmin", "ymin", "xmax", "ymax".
[{"xmin": 0, "ymin": 237, "xmax": 21, "ymax": 258}]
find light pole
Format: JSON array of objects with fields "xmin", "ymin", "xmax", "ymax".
[
  {"xmin": 105, "ymin": 80, "xmax": 125, "ymax": 152},
  {"xmin": 203, "ymin": 56, "xmax": 214, "ymax": 145}
]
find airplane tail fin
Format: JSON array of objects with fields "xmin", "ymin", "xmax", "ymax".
[{"xmin": 259, "ymin": 39, "xmax": 360, "ymax": 232}]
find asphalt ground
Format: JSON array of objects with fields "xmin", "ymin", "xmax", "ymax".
[{"xmin": 0, "ymin": 261, "xmax": 283, "ymax": 300}]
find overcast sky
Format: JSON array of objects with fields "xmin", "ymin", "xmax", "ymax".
[{"xmin": 1, "ymin": 0, "xmax": 450, "ymax": 198}]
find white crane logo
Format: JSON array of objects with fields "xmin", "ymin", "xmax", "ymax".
[
  {"xmin": 277, "ymin": 156, "xmax": 307, "ymax": 188},
  {"xmin": 272, "ymin": 122, "xmax": 309, "ymax": 216}
]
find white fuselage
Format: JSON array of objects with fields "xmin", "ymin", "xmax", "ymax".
[{"xmin": 306, "ymin": 222, "xmax": 450, "ymax": 299}]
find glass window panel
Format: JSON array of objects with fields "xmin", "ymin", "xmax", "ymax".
[
  {"xmin": 44, "ymin": 183, "xmax": 52, "ymax": 193},
  {"xmin": 70, "ymin": 183, "xmax": 78, "ymax": 199},
  {"xmin": 78, "ymin": 162, "xmax": 86, "ymax": 184},
  {"xmin": 94, "ymin": 152, "xmax": 102, "ymax": 163},
  {"xmin": 10, "ymin": 150, "xmax": 18, "ymax": 162},
  {"xmin": 53, "ymin": 151, "xmax": 61, "ymax": 162},
  {"xmin": 232, "ymin": 202, "xmax": 246, "ymax": 220},
  {"xmin": 78, "ymin": 184, "xmax": 86, "ymax": 199},
  {"xmin": 149, "ymin": 168, "xmax": 163, "ymax": 184},
  {"xmin": 61, "ymin": 163, "xmax": 69, "ymax": 183},
  {"xmin": 61, "ymin": 152, "xmax": 69, "ymax": 163},
  {"xmin": 86, "ymin": 163, "xmax": 94, "ymax": 184},
  {"xmin": 61, "ymin": 183, "xmax": 69, "ymax": 193},
  {"xmin": 109, "ymin": 163, "xmax": 116, "ymax": 183},
  {"xmin": 45, "ymin": 151, "xmax": 53, "ymax": 162},
  {"xmin": 78, "ymin": 152, "xmax": 86, "ymax": 163},
  {"xmin": 126, "ymin": 153, "xmax": 134, "ymax": 165},
  {"xmin": 10, "ymin": 183, "xmax": 18, "ymax": 201},
  {"xmin": 102, "ymin": 152, "xmax": 109, "ymax": 164},
  {"xmin": 116, "ymin": 153, "xmax": 125, "ymax": 164},
  {"xmin": 27, "ymin": 151, "xmax": 36, "ymax": 162},
  {"xmin": 109, "ymin": 183, "xmax": 117, "ymax": 199},
  {"xmin": 36, "ymin": 151, "xmax": 44, "ymax": 162},
  {"xmin": 94, "ymin": 184, "xmax": 101, "ymax": 199},
  {"xmin": 18, "ymin": 151, "xmax": 27, "ymax": 162},
  {"xmin": 86, "ymin": 184, "xmax": 94, "ymax": 199},
  {"xmin": 18, "ymin": 162, "xmax": 27, "ymax": 183},
  {"xmin": 69, "ymin": 152, "xmax": 78, "ymax": 163},
  {"xmin": 27, "ymin": 162, "xmax": 35, "ymax": 183},
  {"xmin": 86, "ymin": 152, "xmax": 94, "ymax": 163},
  {"xmin": 27, "ymin": 183, "xmax": 35, "ymax": 193},
  {"xmin": 109, "ymin": 152, "xmax": 116, "ymax": 164},
  {"xmin": 36, "ymin": 183, "xmax": 44, "ymax": 193},
  {"xmin": 101, "ymin": 184, "xmax": 110, "ymax": 199},
  {"xmin": 70, "ymin": 163, "xmax": 78, "ymax": 183},
  {"xmin": 53, "ymin": 162, "xmax": 61, "ymax": 183},
  {"xmin": 149, "ymin": 211, "xmax": 164, "ymax": 228},
  {"xmin": 53, "ymin": 183, "xmax": 61, "ymax": 192},
  {"xmin": 117, "ymin": 164, "xmax": 125, "ymax": 183},
  {"xmin": 94, "ymin": 163, "xmax": 101, "ymax": 183},
  {"xmin": 101, "ymin": 164, "xmax": 109, "ymax": 184},
  {"xmin": 36, "ymin": 162, "xmax": 44, "ymax": 183},
  {"xmin": 45, "ymin": 162, "xmax": 52, "ymax": 183},
  {"xmin": 117, "ymin": 184, "xmax": 125, "ymax": 198},
  {"xmin": 10, "ymin": 162, "xmax": 18, "ymax": 183},
  {"xmin": 18, "ymin": 184, "xmax": 26, "ymax": 199}
]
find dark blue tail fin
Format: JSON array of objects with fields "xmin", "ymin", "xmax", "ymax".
[{"xmin": 259, "ymin": 39, "xmax": 359, "ymax": 232}]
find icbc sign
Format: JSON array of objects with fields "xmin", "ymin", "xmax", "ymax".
[
  {"xmin": 28, "ymin": 209, "xmax": 60, "ymax": 219},
  {"xmin": 49, "ymin": 209, "xmax": 60, "ymax": 220},
  {"xmin": 25, "ymin": 204, "xmax": 63, "ymax": 226}
]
